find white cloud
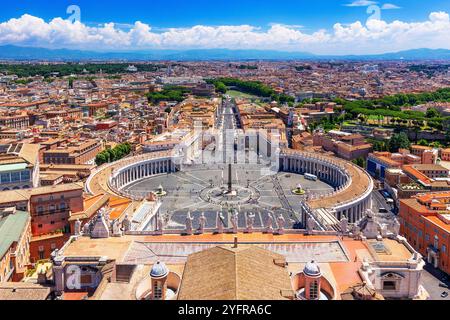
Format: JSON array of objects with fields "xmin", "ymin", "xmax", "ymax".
[
  {"xmin": 0, "ymin": 12, "xmax": 449, "ymax": 55},
  {"xmin": 344, "ymin": 1, "xmax": 378, "ymax": 7},
  {"xmin": 382, "ymin": 3, "xmax": 401, "ymax": 10}
]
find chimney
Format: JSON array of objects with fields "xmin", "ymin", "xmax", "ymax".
[{"xmin": 233, "ymin": 236, "xmax": 238, "ymax": 248}]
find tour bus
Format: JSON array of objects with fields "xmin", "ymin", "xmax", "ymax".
[{"xmin": 305, "ymin": 173, "xmax": 318, "ymax": 181}]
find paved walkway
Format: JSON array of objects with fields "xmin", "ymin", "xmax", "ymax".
[{"xmin": 421, "ymin": 263, "xmax": 450, "ymax": 300}]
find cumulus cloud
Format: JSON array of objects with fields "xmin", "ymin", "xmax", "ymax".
[
  {"xmin": 382, "ymin": 3, "xmax": 401, "ymax": 10},
  {"xmin": 344, "ymin": 1, "xmax": 378, "ymax": 7},
  {"xmin": 0, "ymin": 12, "xmax": 449, "ymax": 55}
]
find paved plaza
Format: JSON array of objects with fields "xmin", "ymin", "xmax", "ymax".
[{"xmin": 123, "ymin": 163, "xmax": 335, "ymax": 230}]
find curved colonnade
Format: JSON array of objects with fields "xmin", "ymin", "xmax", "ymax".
[
  {"xmin": 280, "ymin": 150, "xmax": 373, "ymax": 223},
  {"xmin": 86, "ymin": 149, "xmax": 373, "ymax": 224}
]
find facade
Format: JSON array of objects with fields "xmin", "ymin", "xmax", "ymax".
[
  {"xmin": 313, "ymin": 130, "xmax": 373, "ymax": 161},
  {"xmin": 29, "ymin": 184, "xmax": 84, "ymax": 262},
  {"xmin": 0, "ymin": 112, "xmax": 30, "ymax": 129},
  {"xmin": 0, "ymin": 208, "xmax": 31, "ymax": 282},
  {"xmin": 0, "ymin": 143, "xmax": 40, "ymax": 191},
  {"xmin": 400, "ymin": 193, "xmax": 450, "ymax": 275},
  {"xmin": 43, "ymin": 140, "xmax": 102, "ymax": 165},
  {"xmin": 410, "ymin": 145, "xmax": 438, "ymax": 164},
  {"xmin": 367, "ymin": 150, "xmax": 432, "ymax": 181}
]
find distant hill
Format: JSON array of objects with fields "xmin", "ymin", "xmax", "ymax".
[{"xmin": 0, "ymin": 45, "xmax": 450, "ymax": 61}]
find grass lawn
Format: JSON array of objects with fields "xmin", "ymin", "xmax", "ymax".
[{"xmin": 226, "ymin": 90, "xmax": 259, "ymax": 100}]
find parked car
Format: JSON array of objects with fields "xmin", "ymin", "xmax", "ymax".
[{"xmin": 441, "ymin": 292, "xmax": 448, "ymax": 298}]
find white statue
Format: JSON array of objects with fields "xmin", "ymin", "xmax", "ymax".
[
  {"xmin": 307, "ymin": 217, "xmax": 315, "ymax": 235},
  {"xmin": 265, "ymin": 214, "xmax": 274, "ymax": 233},
  {"xmin": 231, "ymin": 211, "xmax": 239, "ymax": 234},
  {"xmin": 277, "ymin": 214, "xmax": 286, "ymax": 234},
  {"xmin": 74, "ymin": 219, "xmax": 81, "ymax": 236},
  {"xmin": 361, "ymin": 210, "xmax": 381, "ymax": 239},
  {"xmin": 122, "ymin": 215, "xmax": 131, "ymax": 232},
  {"xmin": 352, "ymin": 224, "xmax": 361, "ymax": 237},
  {"xmin": 82, "ymin": 221, "xmax": 91, "ymax": 236},
  {"xmin": 391, "ymin": 218, "xmax": 401, "ymax": 236},
  {"xmin": 216, "ymin": 212, "xmax": 224, "ymax": 234},
  {"xmin": 198, "ymin": 212, "xmax": 207, "ymax": 234},
  {"xmin": 112, "ymin": 219, "xmax": 122, "ymax": 237},
  {"xmin": 102, "ymin": 207, "xmax": 111, "ymax": 222},
  {"xmin": 246, "ymin": 212, "xmax": 256, "ymax": 233},
  {"xmin": 340, "ymin": 216, "xmax": 348, "ymax": 234},
  {"xmin": 157, "ymin": 215, "xmax": 165, "ymax": 234},
  {"xmin": 185, "ymin": 211, "xmax": 194, "ymax": 235}
]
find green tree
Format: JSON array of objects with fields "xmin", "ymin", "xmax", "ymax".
[
  {"xmin": 95, "ymin": 153, "xmax": 108, "ymax": 166},
  {"xmin": 426, "ymin": 108, "xmax": 440, "ymax": 118},
  {"xmin": 388, "ymin": 132, "xmax": 411, "ymax": 152},
  {"xmin": 417, "ymin": 139, "xmax": 429, "ymax": 146},
  {"xmin": 353, "ymin": 157, "xmax": 366, "ymax": 168}
]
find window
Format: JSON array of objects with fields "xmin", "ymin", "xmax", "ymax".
[
  {"xmin": 383, "ymin": 281, "xmax": 397, "ymax": 291},
  {"xmin": 1, "ymin": 173, "xmax": 10, "ymax": 183},
  {"xmin": 153, "ymin": 281, "xmax": 163, "ymax": 300},
  {"xmin": 21, "ymin": 170, "xmax": 30, "ymax": 181},
  {"xmin": 11, "ymin": 172, "xmax": 20, "ymax": 182},
  {"xmin": 443, "ymin": 245, "xmax": 447, "ymax": 254},
  {"xmin": 38, "ymin": 249, "xmax": 45, "ymax": 260},
  {"xmin": 309, "ymin": 280, "xmax": 319, "ymax": 300}
]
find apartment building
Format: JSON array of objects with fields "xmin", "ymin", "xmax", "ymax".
[
  {"xmin": 400, "ymin": 193, "xmax": 450, "ymax": 274},
  {"xmin": 0, "ymin": 208, "xmax": 31, "ymax": 282},
  {"xmin": 313, "ymin": 130, "xmax": 372, "ymax": 161},
  {"xmin": 43, "ymin": 140, "xmax": 102, "ymax": 165}
]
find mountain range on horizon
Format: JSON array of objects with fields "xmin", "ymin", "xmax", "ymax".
[{"xmin": 1, "ymin": 45, "xmax": 450, "ymax": 62}]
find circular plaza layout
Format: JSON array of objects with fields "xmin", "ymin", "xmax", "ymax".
[{"xmin": 121, "ymin": 163, "xmax": 335, "ymax": 230}]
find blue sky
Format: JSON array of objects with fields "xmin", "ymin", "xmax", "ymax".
[
  {"xmin": 4, "ymin": 0, "xmax": 450, "ymax": 29},
  {"xmin": 1, "ymin": 0, "xmax": 450, "ymax": 54}
]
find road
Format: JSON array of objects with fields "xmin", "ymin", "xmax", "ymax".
[
  {"xmin": 371, "ymin": 188, "xmax": 396, "ymax": 224},
  {"xmin": 219, "ymin": 97, "xmax": 238, "ymax": 163},
  {"xmin": 420, "ymin": 263, "xmax": 450, "ymax": 300}
]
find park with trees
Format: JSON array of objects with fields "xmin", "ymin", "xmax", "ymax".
[
  {"xmin": 95, "ymin": 143, "xmax": 132, "ymax": 166},
  {"xmin": 207, "ymin": 77, "xmax": 295, "ymax": 104}
]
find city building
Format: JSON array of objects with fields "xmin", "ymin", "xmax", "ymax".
[
  {"xmin": 43, "ymin": 140, "xmax": 102, "ymax": 165},
  {"xmin": 400, "ymin": 193, "xmax": 450, "ymax": 274},
  {"xmin": 0, "ymin": 208, "xmax": 31, "ymax": 282},
  {"xmin": 0, "ymin": 143, "xmax": 40, "ymax": 190},
  {"xmin": 313, "ymin": 130, "xmax": 373, "ymax": 161}
]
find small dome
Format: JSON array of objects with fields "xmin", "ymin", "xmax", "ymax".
[
  {"xmin": 304, "ymin": 260, "xmax": 321, "ymax": 277},
  {"xmin": 150, "ymin": 261, "xmax": 169, "ymax": 278}
]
